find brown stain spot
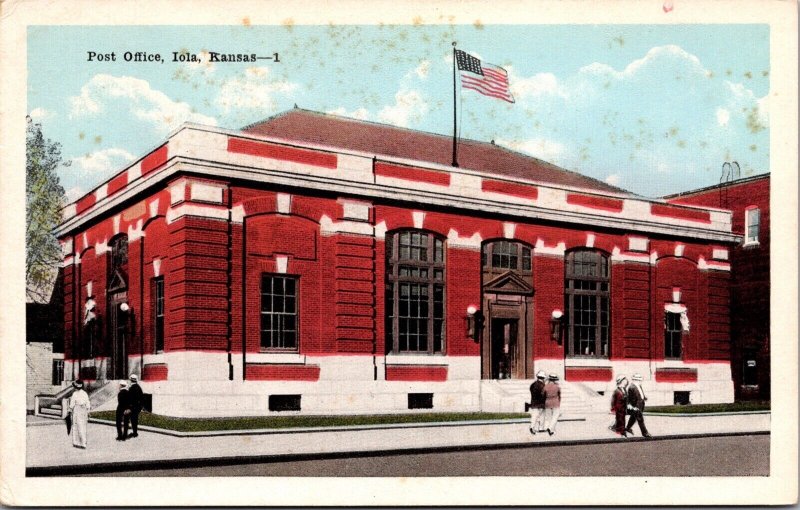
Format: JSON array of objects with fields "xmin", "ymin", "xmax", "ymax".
[
  {"xmin": 725, "ymin": 69, "xmax": 732, "ymax": 77},
  {"xmin": 706, "ymin": 70, "xmax": 715, "ymax": 78},
  {"xmin": 762, "ymin": 70, "xmax": 769, "ymax": 77},
  {"xmin": 94, "ymin": 135, "xmax": 102, "ymax": 144},
  {"xmin": 473, "ymin": 19, "xmax": 484, "ymax": 30},
  {"xmin": 744, "ymin": 71, "xmax": 753, "ymax": 79},
  {"xmin": 412, "ymin": 16, "xmax": 423, "ymax": 26},
  {"xmin": 749, "ymin": 144, "xmax": 757, "ymax": 152},
  {"xmin": 78, "ymin": 132, "xmax": 85, "ymax": 140},
  {"xmin": 676, "ymin": 140, "xmax": 686, "ymax": 148},
  {"xmin": 746, "ymin": 107, "xmax": 766, "ymax": 133},
  {"xmin": 242, "ymin": 17, "xmax": 251, "ymax": 27},
  {"xmin": 282, "ymin": 18, "xmax": 295, "ymax": 31},
  {"xmin": 613, "ymin": 36, "xmax": 625, "ymax": 47}
]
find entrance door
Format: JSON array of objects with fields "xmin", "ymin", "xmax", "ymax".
[
  {"xmin": 490, "ymin": 318, "xmax": 519, "ymax": 379},
  {"xmin": 109, "ymin": 292, "xmax": 128, "ymax": 380}
]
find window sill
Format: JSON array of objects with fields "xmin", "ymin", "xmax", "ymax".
[
  {"xmin": 654, "ymin": 360, "xmax": 690, "ymax": 369},
  {"xmin": 742, "ymin": 241, "xmax": 760, "ymax": 248},
  {"xmin": 249, "ymin": 352, "xmax": 305, "ymax": 364},
  {"xmin": 384, "ymin": 354, "xmax": 448, "ymax": 366},
  {"xmin": 564, "ymin": 357, "xmax": 610, "ymax": 366},
  {"xmin": 142, "ymin": 353, "xmax": 167, "ymax": 364}
]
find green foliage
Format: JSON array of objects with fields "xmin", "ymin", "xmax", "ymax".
[
  {"xmin": 90, "ymin": 411, "xmax": 528, "ymax": 432},
  {"xmin": 26, "ymin": 118, "xmax": 67, "ymax": 303}
]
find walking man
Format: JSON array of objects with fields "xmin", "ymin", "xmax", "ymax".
[
  {"xmin": 115, "ymin": 381, "xmax": 132, "ymax": 441},
  {"xmin": 626, "ymin": 373, "xmax": 652, "ymax": 438},
  {"xmin": 528, "ymin": 371, "xmax": 547, "ymax": 435},
  {"xmin": 128, "ymin": 373, "xmax": 144, "ymax": 438},
  {"xmin": 611, "ymin": 375, "xmax": 628, "ymax": 437},
  {"xmin": 543, "ymin": 373, "xmax": 562, "ymax": 436}
]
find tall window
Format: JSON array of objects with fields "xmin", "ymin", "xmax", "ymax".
[
  {"xmin": 386, "ymin": 231, "xmax": 445, "ymax": 354},
  {"xmin": 110, "ymin": 236, "xmax": 128, "ymax": 275},
  {"xmin": 745, "ymin": 207, "xmax": 760, "ymax": 245},
  {"xmin": 664, "ymin": 311, "xmax": 682, "ymax": 359},
  {"xmin": 565, "ymin": 250, "xmax": 610, "ymax": 357},
  {"xmin": 482, "ymin": 240, "xmax": 532, "ymax": 275},
  {"xmin": 260, "ymin": 275, "xmax": 298, "ymax": 351},
  {"xmin": 153, "ymin": 277, "xmax": 165, "ymax": 353}
]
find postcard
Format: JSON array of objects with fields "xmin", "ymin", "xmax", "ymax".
[{"xmin": 1, "ymin": 0, "xmax": 797, "ymax": 506}]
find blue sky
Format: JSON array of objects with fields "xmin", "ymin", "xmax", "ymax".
[{"xmin": 28, "ymin": 24, "xmax": 769, "ymax": 200}]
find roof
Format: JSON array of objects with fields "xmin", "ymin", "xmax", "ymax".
[
  {"xmin": 663, "ymin": 173, "xmax": 770, "ymax": 199},
  {"xmin": 242, "ymin": 108, "xmax": 631, "ymax": 195}
]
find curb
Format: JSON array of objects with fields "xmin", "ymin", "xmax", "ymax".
[
  {"xmin": 644, "ymin": 410, "xmax": 771, "ymax": 417},
  {"xmin": 86, "ymin": 416, "xmax": 588, "ymax": 438},
  {"xmin": 26, "ymin": 430, "xmax": 770, "ymax": 477}
]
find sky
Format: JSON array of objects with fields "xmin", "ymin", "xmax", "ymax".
[{"xmin": 27, "ymin": 24, "xmax": 769, "ymax": 200}]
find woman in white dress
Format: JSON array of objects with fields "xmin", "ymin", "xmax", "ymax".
[{"xmin": 69, "ymin": 380, "xmax": 91, "ymax": 449}]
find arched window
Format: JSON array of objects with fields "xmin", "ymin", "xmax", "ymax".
[
  {"xmin": 108, "ymin": 236, "xmax": 129, "ymax": 292},
  {"xmin": 482, "ymin": 240, "xmax": 532, "ymax": 276},
  {"xmin": 565, "ymin": 250, "xmax": 610, "ymax": 357},
  {"xmin": 385, "ymin": 231, "xmax": 445, "ymax": 354}
]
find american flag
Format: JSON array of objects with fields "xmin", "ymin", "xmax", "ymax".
[{"xmin": 455, "ymin": 49, "xmax": 514, "ymax": 103}]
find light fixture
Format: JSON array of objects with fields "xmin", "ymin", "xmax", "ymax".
[
  {"xmin": 120, "ymin": 302, "xmax": 130, "ymax": 313},
  {"xmin": 465, "ymin": 306, "xmax": 484, "ymax": 341},
  {"xmin": 550, "ymin": 309, "xmax": 564, "ymax": 344}
]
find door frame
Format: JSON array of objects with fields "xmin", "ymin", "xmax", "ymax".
[
  {"xmin": 108, "ymin": 291, "xmax": 129, "ymax": 380},
  {"xmin": 481, "ymin": 294, "xmax": 533, "ymax": 379}
]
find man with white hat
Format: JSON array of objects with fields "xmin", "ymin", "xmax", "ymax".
[
  {"xmin": 128, "ymin": 374, "xmax": 144, "ymax": 438},
  {"xmin": 611, "ymin": 375, "xmax": 628, "ymax": 437},
  {"xmin": 626, "ymin": 373, "xmax": 652, "ymax": 438},
  {"xmin": 115, "ymin": 381, "xmax": 132, "ymax": 441},
  {"xmin": 543, "ymin": 373, "xmax": 562, "ymax": 436},
  {"xmin": 528, "ymin": 371, "xmax": 547, "ymax": 434}
]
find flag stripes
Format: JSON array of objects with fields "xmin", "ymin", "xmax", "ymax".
[{"xmin": 455, "ymin": 49, "xmax": 514, "ymax": 103}]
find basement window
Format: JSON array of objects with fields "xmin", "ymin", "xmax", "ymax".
[
  {"xmin": 673, "ymin": 391, "xmax": 691, "ymax": 406},
  {"xmin": 268, "ymin": 394, "xmax": 301, "ymax": 412},
  {"xmin": 408, "ymin": 393, "xmax": 434, "ymax": 409}
]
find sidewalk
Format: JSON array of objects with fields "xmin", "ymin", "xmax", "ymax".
[{"xmin": 26, "ymin": 412, "xmax": 770, "ymax": 475}]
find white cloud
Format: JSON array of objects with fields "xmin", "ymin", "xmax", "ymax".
[
  {"xmin": 378, "ymin": 89, "xmax": 429, "ymax": 128},
  {"xmin": 326, "ymin": 107, "xmax": 371, "ymax": 120},
  {"xmin": 716, "ymin": 107, "xmax": 730, "ymax": 126},
  {"xmin": 580, "ymin": 45, "xmax": 704, "ymax": 80},
  {"xmin": 71, "ymin": 148, "xmax": 135, "ymax": 175},
  {"xmin": 29, "ymin": 107, "xmax": 55, "ymax": 122},
  {"xmin": 215, "ymin": 67, "xmax": 298, "ymax": 115},
  {"xmin": 65, "ymin": 186, "xmax": 85, "ymax": 203},
  {"xmin": 495, "ymin": 138, "xmax": 566, "ymax": 163},
  {"xmin": 69, "ymin": 74, "xmax": 217, "ymax": 133},
  {"xmin": 605, "ymin": 174, "xmax": 622, "ymax": 186},
  {"xmin": 509, "ymin": 69, "xmax": 565, "ymax": 99},
  {"xmin": 756, "ymin": 95, "xmax": 769, "ymax": 127}
]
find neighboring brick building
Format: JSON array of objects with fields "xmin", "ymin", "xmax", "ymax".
[
  {"xmin": 666, "ymin": 174, "xmax": 770, "ymax": 401},
  {"xmin": 55, "ymin": 109, "xmax": 741, "ymax": 417}
]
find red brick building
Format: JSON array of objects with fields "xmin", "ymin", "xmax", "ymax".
[
  {"xmin": 55, "ymin": 109, "xmax": 740, "ymax": 416},
  {"xmin": 667, "ymin": 174, "xmax": 770, "ymax": 401}
]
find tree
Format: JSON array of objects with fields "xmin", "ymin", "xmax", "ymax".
[{"xmin": 26, "ymin": 117, "xmax": 68, "ymax": 303}]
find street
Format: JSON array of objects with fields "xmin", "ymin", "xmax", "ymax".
[{"xmin": 83, "ymin": 434, "xmax": 768, "ymax": 477}]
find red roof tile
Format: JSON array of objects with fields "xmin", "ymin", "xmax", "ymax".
[{"xmin": 242, "ymin": 109, "xmax": 631, "ymax": 195}]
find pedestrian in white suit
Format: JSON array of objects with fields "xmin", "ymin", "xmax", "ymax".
[{"xmin": 69, "ymin": 380, "xmax": 91, "ymax": 449}]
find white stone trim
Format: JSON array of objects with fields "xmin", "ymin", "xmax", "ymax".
[
  {"xmin": 128, "ymin": 219, "xmax": 145, "ymax": 242},
  {"xmin": 384, "ymin": 354, "xmax": 449, "ymax": 366},
  {"xmin": 712, "ymin": 247, "xmax": 729, "ymax": 260},
  {"xmin": 127, "ymin": 162, "xmax": 142, "ymax": 182},
  {"xmin": 697, "ymin": 256, "xmax": 731, "ymax": 271},
  {"xmin": 503, "ymin": 222, "xmax": 516, "ymax": 239},
  {"xmin": 166, "ymin": 203, "xmax": 228, "ymax": 224},
  {"xmin": 149, "ymin": 198, "xmax": 160, "ymax": 218},
  {"xmin": 246, "ymin": 352, "xmax": 306, "ymax": 365},
  {"xmin": 412, "ymin": 211, "xmax": 425, "ymax": 229},
  {"xmin": 62, "ymin": 203, "xmax": 77, "ymax": 220},
  {"xmin": 275, "ymin": 255, "xmax": 288, "ymax": 274},
  {"xmin": 375, "ymin": 221, "xmax": 387, "ymax": 240},
  {"xmin": 674, "ymin": 243, "xmax": 685, "ymax": 257},
  {"xmin": 341, "ymin": 200, "xmax": 370, "ymax": 221},
  {"xmin": 86, "ymin": 281, "xmax": 92, "ymax": 297},
  {"xmin": 650, "ymin": 251, "xmax": 659, "ymax": 264},
  {"xmin": 95, "ymin": 184, "xmax": 108, "ymax": 201},
  {"xmin": 142, "ymin": 353, "xmax": 167, "ymax": 364},
  {"xmin": 96, "ymin": 239, "xmax": 109, "ymax": 255},
  {"xmin": 231, "ymin": 204, "xmax": 245, "ymax": 223},
  {"xmin": 61, "ymin": 256, "xmax": 75, "ymax": 267},
  {"xmin": 564, "ymin": 357, "xmax": 614, "ymax": 367},
  {"xmin": 61, "ymin": 238, "xmax": 73, "ymax": 256},
  {"xmin": 534, "ymin": 239, "xmax": 566, "ymax": 256},
  {"xmin": 82, "ymin": 233, "xmax": 89, "ymax": 252},
  {"xmin": 190, "ymin": 181, "xmax": 224, "ymax": 203},
  {"xmin": 585, "ymin": 233, "xmax": 596, "ymax": 248},
  {"xmin": 169, "ymin": 180, "xmax": 186, "ymax": 205},
  {"xmin": 319, "ymin": 214, "xmax": 374, "ymax": 236},
  {"xmin": 610, "ymin": 246, "xmax": 651, "ymax": 264},
  {"xmin": 153, "ymin": 258, "xmax": 161, "ymax": 277},
  {"xmin": 276, "ymin": 193, "xmax": 292, "ymax": 214},
  {"xmin": 113, "ymin": 215, "xmax": 121, "ymax": 235},
  {"xmin": 628, "ymin": 236, "xmax": 648, "ymax": 252},
  {"xmin": 447, "ymin": 229, "xmax": 482, "ymax": 250}
]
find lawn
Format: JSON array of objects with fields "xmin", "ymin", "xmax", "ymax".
[
  {"xmin": 90, "ymin": 411, "xmax": 529, "ymax": 432},
  {"xmin": 646, "ymin": 401, "xmax": 770, "ymax": 414}
]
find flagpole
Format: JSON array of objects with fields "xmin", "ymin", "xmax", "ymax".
[{"xmin": 451, "ymin": 41, "xmax": 459, "ymax": 167}]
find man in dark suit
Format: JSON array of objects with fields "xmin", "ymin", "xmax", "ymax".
[
  {"xmin": 626, "ymin": 373, "xmax": 652, "ymax": 438},
  {"xmin": 128, "ymin": 373, "xmax": 144, "ymax": 438},
  {"xmin": 116, "ymin": 381, "xmax": 132, "ymax": 441},
  {"xmin": 611, "ymin": 375, "xmax": 628, "ymax": 437},
  {"xmin": 528, "ymin": 371, "xmax": 547, "ymax": 434}
]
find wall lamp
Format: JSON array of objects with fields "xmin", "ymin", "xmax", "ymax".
[
  {"xmin": 550, "ymin": 309, "xmax": 564, "ymax": 344},
  {"xmin": 465, "ymin": 305, "xmax": 485, "ymax": 341},
  {"xmin": 120, "ymin": 302, "xmax": 131, "ymax": 313}
]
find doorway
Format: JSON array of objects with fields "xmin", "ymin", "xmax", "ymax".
[
  {"xmin": 108, "ymin": 292, "xmax": 128, "ymax": 380},
  {"xmin": 490, "ymin": 318, "xmax": 519, "ymax": 379}
]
